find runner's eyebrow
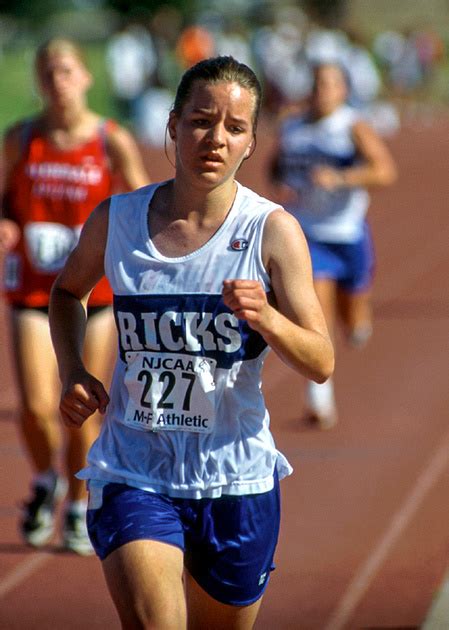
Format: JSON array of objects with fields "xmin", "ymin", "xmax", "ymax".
[{"xmin": 190, "ymin": 107, "xmax": 249, "ymax": 125}]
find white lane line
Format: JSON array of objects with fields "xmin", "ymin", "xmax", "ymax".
[
  {"xmin": 324, "ymin": 428, "xmax": 449, "ymax": 630},
  {"xmin": 0, "ymin": 552, "xmax": 52, "ymax": 598}
]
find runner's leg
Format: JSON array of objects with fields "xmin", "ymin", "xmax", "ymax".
[
  {"xmin": 12, "ymin": 308, "xmax": 60, "ymax": 472},
  {"xmin": 338, "ymin": 288, "xmax": 373, "ymax": 347},
  {"xmin": 102, "ymin": 539, "xmax": 187, "ymax": 629},
  {"xmin": 305, "ymin": 279, "xmax": 338, "ymax": 428},
  {"xmin": 337, "ymin": 223, "xmax": 375, "ymax": 347},
  {"xmin": 11, "ymin": 308, "xmax": 65, "ymax": 545},
  {"xmin": 185, "ymin": 571, "xmax": 262, "ymax": 630}
]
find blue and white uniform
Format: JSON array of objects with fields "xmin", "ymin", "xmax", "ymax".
[
  {"xmin": 276, "ymin": 104, "xmax": 374, "ymax": 291},
  {"xmin": 79, "ymin": 181, "xmax": 292, "ymax": 499},
  {"xmin": 277, "ymin": 104, "xmax": 368, "ymax": 242}
]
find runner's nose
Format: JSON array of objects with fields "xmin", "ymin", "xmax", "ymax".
[{"xmin": 207, "ymin": 123, "xmax": 225, "ymax": 147}]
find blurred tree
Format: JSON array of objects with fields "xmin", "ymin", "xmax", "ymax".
[
  {"xmin": 106, "ymin": 0, "xmax": 195, "ymax": 19},
  {"xmin": 0, "ymin": 0, "xmax": 195, "ymax": 22},
  {"xmin": 302, "ymin": 0, "xmax": 348, "ymax": 27},
  {"xmin": 0, "ymin": 0, "xmax": 67, "ymax": 22}
]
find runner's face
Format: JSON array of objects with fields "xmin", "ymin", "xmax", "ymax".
[
  {"xmin": 169, "ymin": 80, "xmax": 255, "ymax": 187},
  {"xmin": 311, "ymin": 65, "xmax": 348, "ymax": 116},
  {"xmin": 36, "ymin": 52, "xmax": 92, "ymax": 107}
]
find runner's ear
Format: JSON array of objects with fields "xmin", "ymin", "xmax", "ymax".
[
  {"xmin": 244, "ymin": 138, "xmax": 256, "ymax": 160},
  {"xmin": 168, "ymin": 112, "xmax": 177, "ymax": 141}
]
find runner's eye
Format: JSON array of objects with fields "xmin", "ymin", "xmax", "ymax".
[{"xmin": 193, "ymin": 118, "xmax": 210, "ymax": 128}]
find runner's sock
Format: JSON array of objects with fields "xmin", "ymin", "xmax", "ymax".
[
  {"xmin": 33, "ymin": 468, "xmax": 58, "ymax": 491},
  {"xmin": 66, "ymin": 500, "xmax": 88, "ymax": 517},
  {"xmin": 306, "ymin": 378, "xmax": 336, "ymax": 415}
]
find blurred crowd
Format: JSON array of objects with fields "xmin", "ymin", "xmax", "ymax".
[{"xmin": 103, "ymin": 4, "xmax": 446, "ymax": 147}]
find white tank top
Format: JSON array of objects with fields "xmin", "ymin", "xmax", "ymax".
[
  {"xmin": 78, "ymin": 181, "xmax": 293, "ymax": 498},
  {"xmin": 277, "ymin": 104, "xmax": 370, "ymax": 243}
]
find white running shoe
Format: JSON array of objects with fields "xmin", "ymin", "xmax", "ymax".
[
  {"xmin": 62, "ymin": 510, "xmax": 94, "ymax": 556},
  {"xmin": 304, "ymin": 406, "xmax": 338, "ymax": 430},
  {"xmin": 348, "ymin": 323, "xmax": 373, "ymax": 348},
  {"xmin": 304, "ymin": 379, "xmax": 338, "ymax": 430}
]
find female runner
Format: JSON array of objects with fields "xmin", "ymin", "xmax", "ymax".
[
  {"xmin": 0, "ymin": 38, "xmax": 150, "ymax": 554},
  {"xmin": 49, "ymin": 56, "xmax": 333, "ymax": 627},
  {"xmin": 269, "ymin": 62, "xmax": 397, "ymax": 428}
]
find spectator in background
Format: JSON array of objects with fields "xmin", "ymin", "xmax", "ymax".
[
  {"xmin": 147, "ymin": 5, "xmax": 184, "ymax": 92},
  {"xmin": 372, "ymin": 26, "xmax": 444, "ymax": 98},
  {"xmin": 413, "ymin": 25, "xmax": 445, "ymax": 85},
  {"xmin": 214, "ymin": 17, "xmax": 253, "ymax": 69},
  {"xmin": 175, "ymin": 24, "xmax": 215, "ymax": 69},
  {"xmin": 343, "ymin": 29, "xmax": 400, "ymax": 137},
  {"xmin": 133, "ymin": 8, "xmax": 183, "ymax": 147},
  {"xmin": 340, "ymin": 30, "xmax": 382, "ymax": 108},
  {"xmin": 105, "ymin": 22, "xmax": 157, "ymax": 123},
  {"xmin": 252, "ymin": 6, "xmax": 310, "ymax": 113},
  {"xmin": 134, "ymin": 83, "xmax": 174, "ymax": 148}
]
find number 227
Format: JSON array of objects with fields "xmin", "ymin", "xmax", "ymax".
[{"xmin": 137, "ymin": 370, "xmax": 195, "ymax": 411}]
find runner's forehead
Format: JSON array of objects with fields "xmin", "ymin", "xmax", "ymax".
[
  {"xmin": 37, "ymin": 51, "xmax": 86, "ymax": 74},
  {"xmin": 183, "ymin": 81, "xmax": 256, "ymax": 119},
  {"xmin": 314, "ymin": 64, "xmax": 347, "ymax": 86}
]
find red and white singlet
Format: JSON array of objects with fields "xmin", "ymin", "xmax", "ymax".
[{"xmin": 3, "ymin": 119, "xmax": 117, "ymax": 307}]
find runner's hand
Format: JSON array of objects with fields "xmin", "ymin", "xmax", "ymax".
[
  {"xmin": 0, "ymin": 219, "xmax": 20, "ymax": 252},
  {"xmin": 270, "ymin": 182, "xmax": 300, "ymax": 205},
  {"xmin": 222, "ymin": 279, "xmax": 274, "ymax": 334},
  {"xmin": 310, "ymin": 165, "xmax": 345, "ymax": 191},
  {"xmin": 60, "ymin": 369, "xmax": 109, "ymax": 428}
]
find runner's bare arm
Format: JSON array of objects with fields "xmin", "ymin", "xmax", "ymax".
[
  {"xmin": 311, "ymin": 121, "xmax": 397, "ymax": 190},
  {"xmin": 222, "ymin": 209, "xmax": 334, "ymax": 382},
  {"xmin": 0, "ymin": 124, "xmax": 24, "ymax": 249},
  {"xmin": 107, "ymin": 124, "xmax": 150, "ymax": 191},
  {"xmin": 49, "ymin": 198, "xmax": 111, "ymax": 426}
]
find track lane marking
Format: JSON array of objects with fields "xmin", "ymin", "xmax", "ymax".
[
  {"xmin": 0, "ymin": 552, "xmax": 52, "ymax": 598},
  {"xmin": 325, "ymin": 427, "xmax": 449, "ymax": 630}
]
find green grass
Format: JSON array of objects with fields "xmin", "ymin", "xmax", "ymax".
[
  {"xmin": 0, "ymin": 42, "xmax": 120, "ymax": 134},
  {"xmin": 0, "ymin": 47, "xmax": 37, "ymax": 132}
]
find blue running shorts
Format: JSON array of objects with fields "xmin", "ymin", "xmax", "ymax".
[
  {"xmin": 307, "ymin": 222, "xmax": 375, "ymax": 292},
  {"xmin": 86, "ymin": 473, "xmax": 281, "ymax": 606}
]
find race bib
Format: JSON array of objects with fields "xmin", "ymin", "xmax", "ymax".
[
  {"xmin": 24, "ymin": 222, "xmax": 81, "ymax": 273},
  {"xmin": 123, "ymin": 351, "xmax": 216, "ymax": 433}
]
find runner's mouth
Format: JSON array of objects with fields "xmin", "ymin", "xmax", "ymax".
[{"xmin": 201, "ymin": 153, "xmax": 224, "ymax": 163}]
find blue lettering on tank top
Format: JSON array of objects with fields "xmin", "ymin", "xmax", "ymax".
[{"xmin": 113, "ymin": 293, "xmax": 267, "ymax": 369}]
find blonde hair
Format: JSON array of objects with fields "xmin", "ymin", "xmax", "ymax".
[{"xmin": 35, "ymin": 38, "xmax": 88, "ymax": 70}]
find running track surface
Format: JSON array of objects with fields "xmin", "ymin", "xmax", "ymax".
[{"xmin": 1, "ymin": 112, "xmax": 449, "ymax": 629}]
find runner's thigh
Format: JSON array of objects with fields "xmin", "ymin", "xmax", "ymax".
[{"xmin": 103, "ymin": 539, "xmax": 186, "ymax": 629}]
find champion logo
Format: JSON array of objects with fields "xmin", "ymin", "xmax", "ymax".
[{"xmin": 230, "ymin": 238, "xmax": 249, "ymax": 251}]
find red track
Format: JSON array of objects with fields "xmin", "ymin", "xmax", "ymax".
[{"xmin": 1, "ymin": 112, "xmax": 448, "ymax": 629}]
